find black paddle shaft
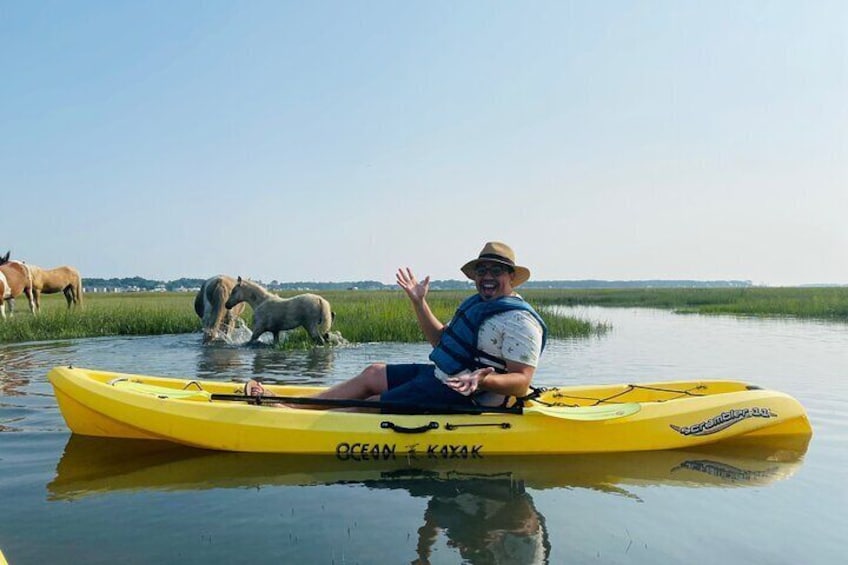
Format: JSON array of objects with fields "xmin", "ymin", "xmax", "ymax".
[{"xmin": 208, "ymin": 393, "xmax": 523, "ymax": 415}]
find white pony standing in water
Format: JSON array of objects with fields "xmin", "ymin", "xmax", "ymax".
[{"xmin": 224, "ymin": 277, "xmax": 335, "ymax": 345}]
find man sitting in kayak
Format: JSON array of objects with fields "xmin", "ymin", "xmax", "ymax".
[{"xmin": 246, "ymin": 241, "xmax": 547, "ymax": 411}]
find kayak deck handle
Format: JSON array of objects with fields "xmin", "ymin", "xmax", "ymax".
[
  {"xmin": 444, "ymin": 422, "xmax": 511, "ymax": 430},
  {"xmin": 381, "ymin": 421, "xmax": 439, "ymax": 434}
]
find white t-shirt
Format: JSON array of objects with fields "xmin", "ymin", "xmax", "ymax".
[{"xmin": 476, "ymin": 310, "xmax": 544, "ymax": 368}]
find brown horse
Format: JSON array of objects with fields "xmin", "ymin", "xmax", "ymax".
[
  {"xmin": 194, "ymin": 275, "xmax": 247, "ymax": 343},
  {"xmin": 0, "ymin": 251, "xmax": 36, "ymax": 319},
  {"xmin": 29, "ymin": 264, "xmax": 84, "ymax": 311}
]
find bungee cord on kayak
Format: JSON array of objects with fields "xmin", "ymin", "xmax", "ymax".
[{"xmin": 532, "ymin": 383, "xmax": 712, "ymax": 407}]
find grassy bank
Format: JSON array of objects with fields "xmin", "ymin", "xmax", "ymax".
[
  {"xmin": 0, "ymin": 290, "xmax": 605, "ymax": 346},
  {"xmin": 2, "ymin": 286, "xmax": 843, "ymax": 346},
  {"xmin": 521, "ymin": 287, "xmax": 848, "ymax": 320},
  {"xmin": 0, "ymin": 293, "xmax": 200, "ymax": 343}
]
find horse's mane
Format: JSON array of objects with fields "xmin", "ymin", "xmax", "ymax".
[
  {"xmin": 236, "ymin": 277, "xmax": 262, "ymax": 290},
  {"xmin": 242, "ymin": 278, "xmax": 264, "ymax": 289},
  {"xmin": 0, "ymin": 250, "xmax": 9, "ymax": 266}
]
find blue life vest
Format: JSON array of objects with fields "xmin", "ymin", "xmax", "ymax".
[{"xmin": 429, "ymin": 294, "xmax": 548, "ymax": 375}]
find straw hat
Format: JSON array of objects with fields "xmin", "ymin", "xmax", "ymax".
[{"xmin": 460, "ymin": 241, "xmax": 531, "ymax": 287}]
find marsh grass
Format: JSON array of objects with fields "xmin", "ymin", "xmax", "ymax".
[
  {"xmin": 0, "ymin": 290, "xmax": 603, "ymax": 347},
  {"xmin": 2, "ymin": 286, "xmax": 843, "ymax": 347},
  {"xmin": 279, "ymin": 290, "xmax": 603, "ymax": 348},
  {"xmin": 521, "ymin": 287, "xmax": 848, "ymax": 320},
  {"xmin": 0, "ymin": 293, "xmax": 200, "ymax": 343}
]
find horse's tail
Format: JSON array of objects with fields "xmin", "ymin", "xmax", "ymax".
[
  {"xmin": 21, "ymin": 262, "xmax": 35, "ymax": 310},
  {"xmin": 319, "ymin": 297, "xmax": 334, "ymax": 334},
  {"xmin": 23, "ymin": 262, "xmax": 34, "ymax": 289},
  {"xmin": 194, "ymin": 282, "xmax": 206, "ymax": 318},
  {"xmin": 209, "ymin": 281, "xmax": 230, "ymax": 336},
  {"xmin": 8, "ymin": 261, "xmax": 36, "ymax": 314},
  {"xmin": 74, "ymin": 269, "xmax": 84, "ymax": 307}
]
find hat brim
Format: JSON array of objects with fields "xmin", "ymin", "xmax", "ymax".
[{"xmin": 461, "ymin": 258, "xmax": 531, "ymax": 287}]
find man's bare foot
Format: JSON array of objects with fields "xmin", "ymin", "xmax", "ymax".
[{"xmin": 244, "ymin": 379, "xmax": 267, "ymax": 397}]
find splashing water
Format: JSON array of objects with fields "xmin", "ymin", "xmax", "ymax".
[
  {"xmin": 227, "ymin": 319, "xmax": 255, "ymax": 344},
  {"xmin": 209, "ymin": 321, "xmax": 348, "ymax": 347}
]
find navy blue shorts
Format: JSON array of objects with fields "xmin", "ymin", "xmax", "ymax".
[{"xmin": 380, "ymin": 363, "xmax": 474, "ymax": 412}]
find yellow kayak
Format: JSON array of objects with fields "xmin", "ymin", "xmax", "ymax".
[{"xmin": 48, "ymin": 365, "xmax": 812, "ymax": 454}]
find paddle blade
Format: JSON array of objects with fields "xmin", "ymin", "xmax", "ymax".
[{"xmin": 527, "ymin": 402, "xmax": 641, "ymax": 421}]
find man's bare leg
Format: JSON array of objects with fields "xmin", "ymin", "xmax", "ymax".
[
  {"xmin": 313, "ymin": 363, "xmax": 388, "ymax": 401},
  {"xmin": 245, "ymin": 363, "xmax": 388, "ymax": 410}
]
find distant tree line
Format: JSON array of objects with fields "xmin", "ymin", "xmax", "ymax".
[
  {"xmin": 82, "ymin": 277, "xmax": 753, "ymax": 292},
  {"xmin": 522, "ymin": 279, "xmax": 753, "ymax": 289},
  {"xmin": 83, "ymin": 277, "xmax": 205, "ymax": 291}
]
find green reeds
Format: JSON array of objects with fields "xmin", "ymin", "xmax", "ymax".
[
  {"xmin": 520, "ymin": 287, "xmax": 848, "ymax": 320},
  {"xmin": 0, "ymin": 293, "xmax": 199, "ymax": 343},
  {"xmin": 0, "ymin": 290, "xmax": 606, "ymax": 346},
  {"xmin": 4, "ymin": 286, "xmax": 842, "ymax": 347},
  {"xmin": 278, "ymin": 290, "xmax": 605, "ymax": 348}
]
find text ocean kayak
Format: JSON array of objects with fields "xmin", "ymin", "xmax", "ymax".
[{"xmin": 48, "ymin": 365, "xmax": 812, "ymax": 454}]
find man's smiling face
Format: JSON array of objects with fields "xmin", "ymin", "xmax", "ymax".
[{"xmin": 473, "ymin": 261, "xmax": 515, "ymax": 300}]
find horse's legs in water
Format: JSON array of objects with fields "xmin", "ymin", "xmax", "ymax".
[
  {"xmin": 306, "ymin": 324, "xmax": 326, "ymax": 345},
  {"xmin": 222, "ymin": 312, "xmax": 236, "ymax": 336},
  {"xmin": 247, "ymin": 325, "xmax": 267, "ymax": 344}
]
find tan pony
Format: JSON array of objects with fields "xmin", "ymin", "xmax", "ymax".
[
  {"xmin": 29, "ymin": 264, "xmax": 84, "ymax": 311},
  {"xmin": 224, "ymin": 277, "xmax": 334, "ymax": 345},
  {"xmin": 194, "ymin": 275, "xmax": 247, "ymax": 343},
  {"xmin": 0, "ymin": 251, "xmax": 36, "ymax": 319}
]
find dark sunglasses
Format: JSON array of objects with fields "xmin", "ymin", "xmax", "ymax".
[{"xmin": 474, "ymin": 264, "xmax": 512, "ymax": 277}]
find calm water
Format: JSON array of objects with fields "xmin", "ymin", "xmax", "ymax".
[{"xmin": 0, "ymin": 307, "xmax": 846, "ymax": 564}]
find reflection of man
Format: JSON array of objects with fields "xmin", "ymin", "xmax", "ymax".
[{"xmin": 371, "ymin": 476, "xmax": 550, "ymax": 564}]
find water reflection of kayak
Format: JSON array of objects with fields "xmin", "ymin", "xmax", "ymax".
[{"xmin": 47, "ymin": 434, "xmax": 809, "ymax": 502}]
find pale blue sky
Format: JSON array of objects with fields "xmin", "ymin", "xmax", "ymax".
[{"xmin": 2, "ymin": 1, "xmax": 845, "ymax": 285}]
